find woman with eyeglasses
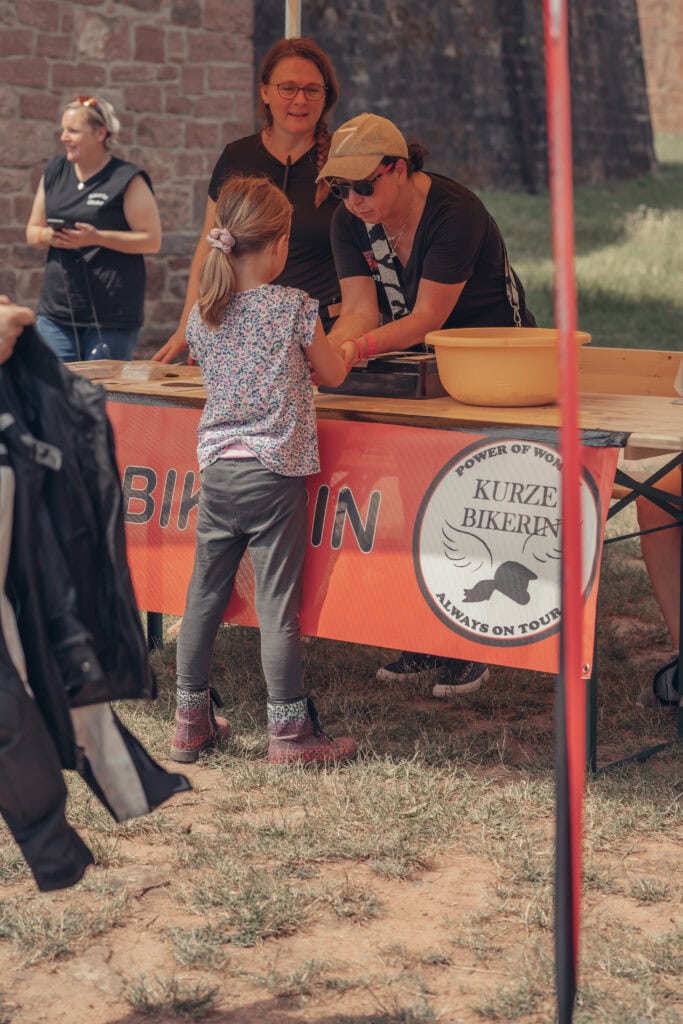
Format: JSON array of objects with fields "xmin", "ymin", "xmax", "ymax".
[
  {"xmin": 26, "ymin": 96, "xmax": 161, "ymax": 362},
  {"xmin": 321, "ymin": 112, "xmax": 536, "ymax": 699},
  {"xmin": 154, "ymin": 37, "xmax": 341, "ymax": 364}
]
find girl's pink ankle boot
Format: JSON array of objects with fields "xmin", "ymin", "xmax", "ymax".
[
  {"xmin": 267, "ymin": 695, "xmax": 358, "ymax": 766},
  {"xmin": 169, "ymin": 686, "xmax": 229, "ymax": 763}
]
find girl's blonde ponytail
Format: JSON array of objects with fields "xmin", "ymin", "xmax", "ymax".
[{"xmin": 197, "ymin": 176, "xmax": 293, "ymax": 328}]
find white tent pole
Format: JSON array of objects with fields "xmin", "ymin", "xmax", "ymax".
[{"xmin": 285, "ymin": 0, "xmax": 302, "ymax": 37}]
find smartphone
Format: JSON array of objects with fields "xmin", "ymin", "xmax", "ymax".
[{"xmin": 46, "ymin": 217, "xmax": 76, "ymax": 230}]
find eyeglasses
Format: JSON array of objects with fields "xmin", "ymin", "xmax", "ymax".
[
  {"xmin": 270, "ymin": 82, "xmax": 327, "ymax": 101},
  {"xmin": 328, "ymin": 162, "xmax": 396, "ymax": 201}
]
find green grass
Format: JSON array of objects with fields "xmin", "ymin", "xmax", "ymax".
[{"xmin": 480, "ymin": 133, "xmax": 683, "ymax": 349}]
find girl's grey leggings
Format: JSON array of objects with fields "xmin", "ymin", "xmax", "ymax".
[{"xmin": 176, "ymin": 458, "xmax": 306, "ymax": 702}]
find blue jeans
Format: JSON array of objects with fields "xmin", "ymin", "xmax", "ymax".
[{"xmin": 36, "ymin": 316, "xmax": 140, "ymax": 363}]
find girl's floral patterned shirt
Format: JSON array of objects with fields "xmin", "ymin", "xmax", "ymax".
[{"xmin": 187, "ymin": 284, "xmax": 319, "ymax": 477}]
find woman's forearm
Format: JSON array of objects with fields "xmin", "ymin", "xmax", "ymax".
[
  {"xmin": 92, "ymin": 230, "xmax": 161, "ymax": 254},
  {"xmin": 354, "ymin": 311, "xmax": 438, "ymax": 355},
  {"xmin": 327, "ymin": 311, "xmax": 378, "ymax": 345},
  {"xmin": 26, "ymin": 223, "xmax": 53, "ymax": 249},
  {"xmin": 328, "ymin": 312, "xmax": 432, "ymax": 354}
]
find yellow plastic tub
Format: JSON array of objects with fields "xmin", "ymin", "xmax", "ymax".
[{"xmin": 426, "ymin": 327, "xmax": 592, "ymax": 407}]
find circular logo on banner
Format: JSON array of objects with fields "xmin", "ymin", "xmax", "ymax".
[{"xmin": 413, "ymin": 439, "xmax": 601, "ymax": 646}]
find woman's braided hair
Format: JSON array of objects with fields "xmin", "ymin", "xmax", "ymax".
[{"xmin": 259, "ymin": 37, "xmax": 339, "ymax": 207}]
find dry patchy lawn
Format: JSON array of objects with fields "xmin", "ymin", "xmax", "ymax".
[{"xmin": 0, "ymin": 510, "xmax": 680, "ymax": 1024}]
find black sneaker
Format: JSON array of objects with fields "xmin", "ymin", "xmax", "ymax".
[
  {"xmin": 637, "ymin": 655, "xmax": 679, "ymax": 710},
  {"xmin": 376, "ymin": 651, "xmax": 442, "ymax": 684},
  {"xmin": 432, "ymin": 660, "xmax": 489, "ymax": 698},
  {"xmin": 376, "ymin": 651, "xmax": 488, "ymax": 696}
]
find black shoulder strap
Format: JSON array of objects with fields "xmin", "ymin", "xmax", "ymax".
[
  {"xmin": 502, "ymin": 241, "xmax": 522, "ymax": 326},
  {"xmin": 364, "ymin": 222, "xmax": 410, "ymax": 322}
]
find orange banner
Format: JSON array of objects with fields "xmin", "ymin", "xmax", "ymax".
[{"xmin": 109, "ymin": 401, "xmax": 618, "ymax": 674}]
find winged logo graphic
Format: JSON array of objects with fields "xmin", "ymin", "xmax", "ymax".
[{"xmin": 441, "ymin": 519, "xmax": 564, "ymax": 605}]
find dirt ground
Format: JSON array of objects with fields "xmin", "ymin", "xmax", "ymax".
[
  {"xmin": 2, "ymin": 511, "xmax": 681, "ymax": 1024},
  {"xmin": 1, "ymin": 746, "xmax": 681, "ymax": 1024}
]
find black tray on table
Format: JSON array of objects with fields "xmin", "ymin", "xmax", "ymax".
[{"xmin": 318, "ymin": 352, "xmax": 447, "ymax": 399}]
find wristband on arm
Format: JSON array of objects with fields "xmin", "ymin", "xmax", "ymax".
[
  {"xmin": 353, "ymin": 336, "xmax": 367, "ymax": 358},
  {"xmin": 362, "ymin": 333, "xmax": 377, "ymax": 357}
]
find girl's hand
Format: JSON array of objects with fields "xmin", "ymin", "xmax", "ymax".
[
  {"xmin": 340, "ymin": 339, "xmax": 362, "ymax": 370},
  {"xmin": 307, "ymin": 357, "xmax": 321, "ymax": 386},
  {"xmin": 153, "ymin": 329, "xmax": 190, "ymax": 363}
]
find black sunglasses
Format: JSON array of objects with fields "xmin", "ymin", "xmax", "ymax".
[{"xmin": 328, "ymin": 161, "xmax": 396, "ymax": 200}]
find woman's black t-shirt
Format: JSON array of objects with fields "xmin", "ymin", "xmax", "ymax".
[
  {"xmin": 331, "ymin": 173, "xmax": 534, "ymax": 328},
  {"xmin": 209, "ymin": 134, "xmax": 340, "ymax": 307},
  {"xmin": 38, "ymin": 156, "xmax": 153, "ymax": 328}
]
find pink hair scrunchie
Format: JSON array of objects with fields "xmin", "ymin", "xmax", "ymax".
[{"xmin": 207, "ymin": 227, "xmax": 236, "ymax": 254}]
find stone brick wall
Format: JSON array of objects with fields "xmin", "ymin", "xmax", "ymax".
[
  {"xmin": 638, "ymin": 0, "xmax": 683, "ymax": 135},
  {"xmin": 256, "ymin": 0, "xmax": 656, "ymax": 192},
  {"xmin": 2, "ymin": 2, "xmax": 660, "ymax": 350},
  {"xmin": 0, "ymin": 0, "xmax": 255, "ymax": 349}
]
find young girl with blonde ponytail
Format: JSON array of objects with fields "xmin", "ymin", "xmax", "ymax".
[{"xmin": 169, "ymin": 175, "xmax": 358, "ymax": 767}]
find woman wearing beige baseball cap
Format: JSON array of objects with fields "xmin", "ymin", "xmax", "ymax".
[
  {"xmin": 321, "ymin": 112, "xmax": 535, "ymax": 357},
  {"xmin": 321, "ymin": 112, "xmax": 536, "ymax": 698}
]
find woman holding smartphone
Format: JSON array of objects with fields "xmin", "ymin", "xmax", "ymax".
[{"xmin": 26, "ymin": 96, "xmax": 161, "ymax": 362}]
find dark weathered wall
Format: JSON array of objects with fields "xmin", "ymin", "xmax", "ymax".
[
  {"xmin": 256, "ymin": 0, "xmax": 656, "ymax": 192},
  {"xmin": 0, "ymin": 2, "xmax": 659, "ymax": 348}
]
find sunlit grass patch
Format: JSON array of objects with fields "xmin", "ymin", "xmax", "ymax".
[
  {"xmin": 482, "ymin": 134, "xmax": 683, "ymax": 349},
  {"xmin": 180, "ymin": 861, "xmax": 312, "ymax": 946},
  {"xmin": 168, "ymin": 921, "xmax": 230, "ymax": 969},
  {"xmin": 251, "ymin": 957, "xmax": 365, "ymax": 1000},
  {"xmin": 0, "ymin": 844, "xmax": 28, "ymax": 885},
  {"xmin": 629, "ymin": 878, "xmax": 672, "ymax": 904},
  {"xmin": 123, "ymin": 974, "xmax": 219, "ymax": 1018},
  {"xmin": 320, "ymin": 876, "xmax": 385, "ymax": 922},
  {"xmin": 0, "ymin": 887, "xmax": 129, "ymax": 963},
  {"xmin": 335, "ymin": 996, "xmax": 438, "ymax": 1024},
  {"xmin": 475, "ymin": 978, "xmax": 546, "ymax": 1020}
]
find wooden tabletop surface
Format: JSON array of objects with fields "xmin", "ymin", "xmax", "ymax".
[{"xmin": 69, "ymin": 360, "xmax": 683, "ymax": 458}]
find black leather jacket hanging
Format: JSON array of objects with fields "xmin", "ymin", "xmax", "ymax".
[{"xmin": 0, "ymin": 326, "xmax": 189, "ymax": 891}]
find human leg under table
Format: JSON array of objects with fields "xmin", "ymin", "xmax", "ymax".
[{"xmin": 636, "ymin": 466, "xmax": 681, "ymax": 708}]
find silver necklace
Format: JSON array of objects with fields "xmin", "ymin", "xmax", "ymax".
[
  {"xmin": 75, "ymin": 155, "xmax": 112, "ymax": 191},
  {"xmin": 384, "ymin": 218, "xmax": 408, "ymax": 250},
  {"xmin": 383, "ymin": 192, "xmax": 415, "ymax": 257}
]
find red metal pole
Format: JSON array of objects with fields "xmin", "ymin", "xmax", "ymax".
[{"xmin": 543, "ymin": 2, "xmax": 585, "ymax": 1022}]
